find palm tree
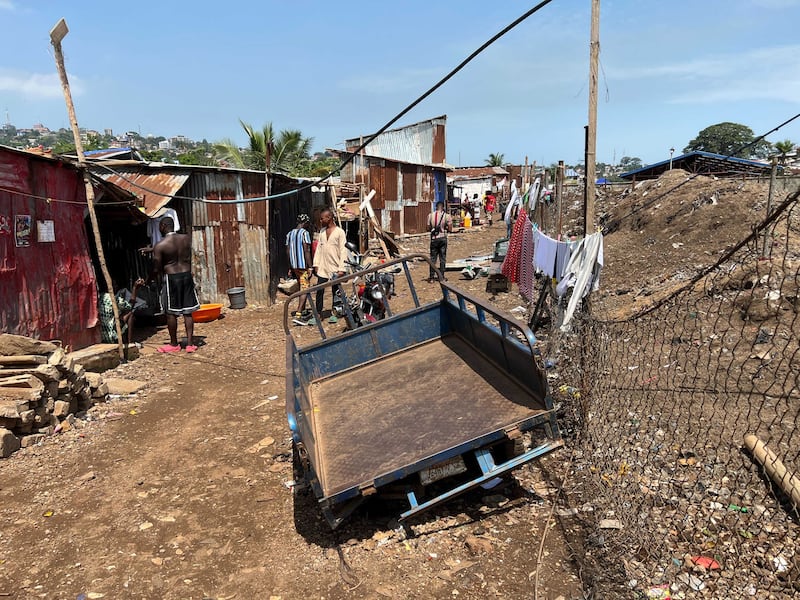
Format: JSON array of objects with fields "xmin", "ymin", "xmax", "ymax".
[
  {"xmin": 214, "ymin": 121, "xmax": 313, "ymax": 176},
  {"xmin": 485, "ymin": 152, "xmax": 505, "ymax": 167},
  {"xmin": 774, "ymin": 139, "xmax": 795, "ymax": 164}
]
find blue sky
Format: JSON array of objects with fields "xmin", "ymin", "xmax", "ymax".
[{"xmin": 1, "ymin": 0, "xmax": 798, "ymax": 167}]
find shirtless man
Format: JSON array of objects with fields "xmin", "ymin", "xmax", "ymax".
[{"xmin": 150, "ymin": 216, "xmax": 200, "ymax": 353}]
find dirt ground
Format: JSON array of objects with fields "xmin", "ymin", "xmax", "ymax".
[
  {"xmin": 0, "ymin": 223, "xmax": 586, "ymax": 600},
  {"xmin": 3, "ymin": 171, "xmax": 792, "ymax": 599}
]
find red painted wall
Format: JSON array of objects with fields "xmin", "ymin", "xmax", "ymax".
[{"xmin": 0, "ymin": 148, "xmax": 100, "ymax": 349}]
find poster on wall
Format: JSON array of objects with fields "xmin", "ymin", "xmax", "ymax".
[
  {"xmin": 37, "ymin": 220, "xmax": 55, "ymax": 242},
  {"xmin": 15, "ymin": 215, "xmax": 31, "ymax": 247},
  {"xmin": 0, "ymin": 214, "xmax": 11, "ymax": 235}
]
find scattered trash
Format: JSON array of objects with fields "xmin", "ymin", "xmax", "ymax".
[
  {"xmin": 773, "ymin": 555, "xmax": 789, "ymax": 573},
  {"xmin": 598, "ymin": 519, "xmax": 623, "ymax": 530},
  {"xmin": 727, "ymin": 504, "xmax": 748, "ymax": 513},
  {"xmin": 139, "ymin": 522, "xmax": 153, "ymax": 531},
  {"xmin": 677, "ymin": 572, "xmax": 706, "ymax": 591},
  {"xmin": 691, "ymin": 556, "xmax": 721, "ymax": 570},
  {"xmin": 267, "ymin": 395, "xmax": 278, "ymax": 401},
  {"xmin": 42, "ymin": 510, "xmax": 54, "ymax": 518},
  {"xmin": 645, "ymin": 584, "xmax": 671, "ymax": 599}
]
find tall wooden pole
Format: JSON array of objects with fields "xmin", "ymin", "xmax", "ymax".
[
  {"xmin": 585, "ymin": 0, "xmax": 600, "ymax": 236},
  {"xmin": 556, "ymin": 160, "xmax": 565, "ymax": 240},
  {"xmin": 50, "ymin": 19, "xmax": 125, "ymax": 361},
  {"xmin": 762, "ymin": 157, "xmax": 778, "ymax": 257},
  {"xmin": 265, "ymin": 140, "xmax": 272, "ymax": 304}
]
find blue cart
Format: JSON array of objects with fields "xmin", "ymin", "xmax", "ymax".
[{"xmin": 284, "ymin": 254, "xmax": 562, "ymax": 528}]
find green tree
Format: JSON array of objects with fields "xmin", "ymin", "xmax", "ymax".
[
  {"xmin": 485, "ymin": 152, "xmax": 505, "ymax": 167},
  {"xmin": 619, "ymin": 156, "xmax": 643, "ymax": 170},
  {"xmin": 215, "ymin": 120, "xmax": 314, "ymax": 177},
  {"xmin": 684, "ymin": 122, "xmax": 772, "ymax": 159},
  {"xmin": 176, "ymin": 148, "xmax": 216, "ymax": 166}
]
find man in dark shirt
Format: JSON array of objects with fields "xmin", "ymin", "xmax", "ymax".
[{"xmin": 150, "ymin": 216, "xmax": 200, "ymax": 353}]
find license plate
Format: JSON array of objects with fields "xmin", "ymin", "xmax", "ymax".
[{"xmin": 419, "ymin": 456, "xmax": 467, "ymax": 486}]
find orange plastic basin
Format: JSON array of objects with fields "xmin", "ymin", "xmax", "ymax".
[{"xmin": 193, "ymin": 303, "xmax": 222, "ymax": 323}]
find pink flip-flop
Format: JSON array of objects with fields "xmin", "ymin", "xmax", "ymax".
[
  {"xmin": 157, "ymin": 344, "xmax": 181, "ymax": 353},
  {"xmin": 185, "ymin": 345, "xmax": 198, "ymax": 353}
]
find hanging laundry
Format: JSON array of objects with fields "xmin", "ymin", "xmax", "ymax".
[
  {"xmin": 533, "ymin": 229, "xmax": 558, "ymax": 278},
  {"xmin": 527, "ymin": 178, "xmax": 541, "ymax": 210},
  {"xmin": 558, "ymin": 232, "xmax": 604, "ymax": 329},
  {"xmin": 501, "ymin": 208, "xmax": 527, "ymax": 284},
  {"xmin": 518, "ymin": 217, "xmax": 535, "ymax": 301},
  {"xmin": 504, "ymin": 181, "xmax": 520, "ymax": 224},
  {"xmin": 147, "ymin": 206, "xmax": 181, "ymax": 246}
]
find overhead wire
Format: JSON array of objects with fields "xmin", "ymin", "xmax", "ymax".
[
  {"xmin": 605, "ymin": 111, "xmax": 800, "ymax": 233},
  {"xmin": 86, "ymin": 0, "xmax": 557, "ymax": 206},
  {"xmin": 0, "ymin": 184, "xmax": 137, "ymax": 206}
]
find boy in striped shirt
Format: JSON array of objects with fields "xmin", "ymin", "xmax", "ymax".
[{"xmin": 286, "ymin": 214, "xmax": 313, "ymax": 324}]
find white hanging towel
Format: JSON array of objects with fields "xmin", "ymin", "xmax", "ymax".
[
  {"xmin": 558, "ymin": 232, "xmax": 604, "ymax": 329},
  {"xmin": 147, "ymin": 207, "xmax": 181, "ymax": 245},
  {"xmin": 504, "ymin": 181, "xmax": 521, "ymax": 223},
  {"xmin": 527, "ymin": 178, "xmax": 541, "ymax": 211}
]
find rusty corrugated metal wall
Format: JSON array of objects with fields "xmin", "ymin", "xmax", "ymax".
[
  {"xmin": 0, "ymin": 148, "xmax": 100, "ymax": 349},
  {"xmin": 182, "ymin": 171, "xmax": 270, "ymax": 304},
  {"xmin": 344, "ymin": 155, "xmax": 445, "ymax": 235}
]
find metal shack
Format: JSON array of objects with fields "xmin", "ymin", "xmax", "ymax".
[
  {"xmin": 338, "ymin": 116, "xmax": 449, "ymax": 236},
  {"xmin": 0, "ymin": 145, "xmax": 136, "ymax": 348},
  {"xmin": 93, "ymin": 162, "xmax": 323, "ymax": 303}
]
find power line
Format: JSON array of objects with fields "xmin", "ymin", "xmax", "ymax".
[
  {"xmin": 89, "ymin": 0, "xmax": 558, "ymax": 206},
  {"xmin": 0, "ymin": 184, "xmax": 137, "ymax": 206}
]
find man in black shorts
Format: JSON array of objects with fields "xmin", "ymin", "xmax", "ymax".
[{"xmin": 150, "ymin": 216, "xmax": 200, "ymax": 353}]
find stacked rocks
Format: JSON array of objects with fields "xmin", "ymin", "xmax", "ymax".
[{"xmin": 0, "ymin": 334, "xmax": 108, "ymax": 458}]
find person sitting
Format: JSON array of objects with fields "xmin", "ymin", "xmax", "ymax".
[{"xmin": 98, "ymin": 278, "xmax": 145, "ymax": 355}]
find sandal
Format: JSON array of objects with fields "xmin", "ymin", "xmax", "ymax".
[
  {"xmin": 157, "ymin": 344, "xmax": 181, "ymax": 353},
  {"xmin": 185, "ymin": 345, "xmax": 198, "ymax": 353}
]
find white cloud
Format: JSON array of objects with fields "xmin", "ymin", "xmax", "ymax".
[
  {"xmin": 608, "ymin": 45, "xmax": 800, "ymax": 104},
  {"xmin": 0, "ymin": 0, "xmax": 15, "ymax": 10},
  {"xmin": 0, "ymin": 70, "xmax": 84, "ymax": 98}
]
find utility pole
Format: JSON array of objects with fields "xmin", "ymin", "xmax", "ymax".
[
  {"xmin": 556, "ymin": 160, "xmax": 565, "ymax": 240},
  {"xmin": 584, "ymin": 0, "xmax": 600, "ymax": 236},
  {"xmin": 50, "ymin": 18, "xmax": 125, "ymax": 362},
  {"xmin": 265, "ymin": 140, "xmax": 272, "ymax": 303},
  {"xmin": 762, "ymin": 156, "xmax": 778, "ymax": 257}
]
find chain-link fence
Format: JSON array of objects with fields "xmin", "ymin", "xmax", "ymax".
[{"xmin": 549, "ymin": 191, "xmax": 800, "ymax": 597}]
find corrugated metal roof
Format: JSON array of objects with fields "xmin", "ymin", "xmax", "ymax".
[
  {"xmin": 345, "ymin": 116, "xmax": 447, "ymax": 165},
  {"xmin": 620, "ymin": 151, "xmax": 773, "ymax": 180},
  {"xmin": 98, "ymin": 170, "xmax": 190, "ymax": 216},
  {"xmin": 448, "ymin": 166, "xmax": 509, "ymax": 180}
]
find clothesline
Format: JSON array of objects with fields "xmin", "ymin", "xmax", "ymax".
[{"xmin": 501, "ymin": 210, "xmax": 604, "ymax": 328}]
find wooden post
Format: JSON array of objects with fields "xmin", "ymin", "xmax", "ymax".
[
  {"xmin": 762, "ymin": 157, "xmax": 778, "ymax": 257},
  {"xmin": 556, "ymin": 160, "xmax": 565, "ymax": 240},
  {"xmin": 265, "ymin": 140, "xmax": 272, "ymax": 304},
  {"xmin": 50, "ymin": 18, "xmax": 124, "ymax": 362},
  {"xmin": 585, "ymin": 0, "xmax": 600, "ymax": 235}
]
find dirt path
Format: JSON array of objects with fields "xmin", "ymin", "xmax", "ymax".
[{"xmin": 0, "ymin": 226, "xmax": 584, "ymax": 599}]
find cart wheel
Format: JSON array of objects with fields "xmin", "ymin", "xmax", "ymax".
[{"xmin": 292, "ymin": 441, "xmax": 310, "ymax": 489}]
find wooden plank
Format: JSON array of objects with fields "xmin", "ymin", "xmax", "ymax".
[{"xmin": 0, "ymin": 355, "xmax": 47, "ymax": 366}]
